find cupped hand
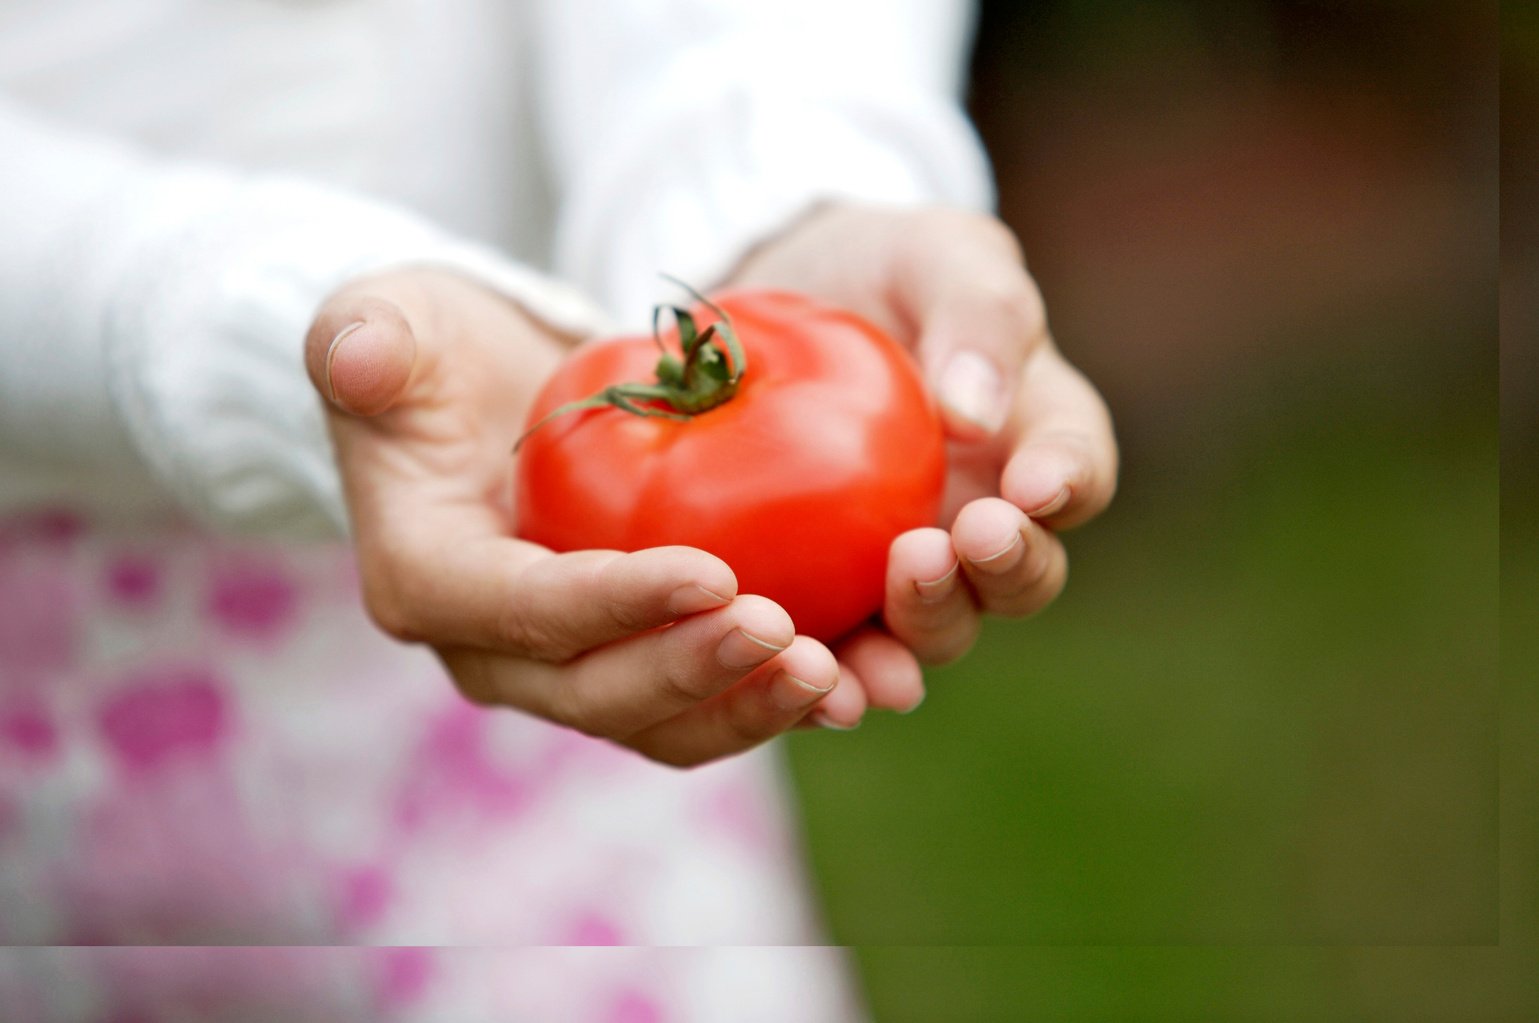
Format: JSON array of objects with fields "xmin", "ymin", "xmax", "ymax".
[
  {"xmin": 305, "ymin": 269, "xmax": 839, "ymax": 766},
  {"xmin": 729, "ymin": 203, "xmax": 1120, "ymax": 718}
]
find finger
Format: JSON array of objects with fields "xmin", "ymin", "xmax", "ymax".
[
  {"xmin": 892, "ymin": 214, "xmax": 1047, "ymax": 439},
  {"xmin": 442, "ymin": 594, "xmax": 796, "ymax": 741},
  {"xmin": 806, "ymin": 658, "xmax": 870, "ymax": 731},
  {"xmin": 559, "ymin": 594, "xmax": 796, "ymax": 736},
  {"xmin": 362, "ymin": 538, "xmax": 738, "ymax": 660},
  {"xmin": 627, "ymin": 636, "xmax": 840, "ymax": 767},
  {"xmin": 834, "ymin": 628, "xmax": 926, "ymax": 713},
  {"xmin": 790, "ymin": 656, "xmax": 872, "ymax": 732},
  {"xmin": 952, "ymin": 497, "xmax": 1068, "ymax": 618},
  {"xmin": 1000, "ymin": 348, "xmax": 1119, "ymax": 530},
  {"xmin": 882, "ymin": 526, "xmax": 981, "ymax": 666},
  {"xmin": 304, "ymin": 290, "xmax": 418, "ymax": 416}
]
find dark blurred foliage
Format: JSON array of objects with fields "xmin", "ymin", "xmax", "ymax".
[
  {"xmin": 967, "ymin": 0, "xmax": 1494, "ymax": 480},
  {"xmin": 786, "ymin": 3, "xmax": 1525, "ymax": 1018},
  {"xmin": 1503, "ymin": 1, "xmax": 1538, "ymax": 469}
]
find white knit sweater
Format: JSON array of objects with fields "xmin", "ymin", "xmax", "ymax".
[{"xmin": 0, "ymin": 0, "xmax": 992, "ymax": 537}]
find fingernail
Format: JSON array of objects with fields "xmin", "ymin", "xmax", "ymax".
[
  {"xmin": 938, "ymin": 351, "xmax": 1008, "ymax": 433},
  {"xmin": 325, "ymin": 321, "xmax": 366, "ymax": 404},
  {"xmin": 770, "ymin": 670, "xmax": 835, "ymax": 711},
  {"xmin": 1025, "ymin": 486, "xmax": 1072, "ymax": 519},
  {"xmin": 667, "ymin": 583, "xmax": 732, "ymax": 617},
  {"xmin": 969, "ymin": 530, "xmax": 1024, "ymax": 572},
  {"xmin": 717, "ymin": 628, "xmax": 786, "ymax": 669},
  {"xmin": 914, "ymin": 562, "xmax": 960, "ymax": 604},
  {"xmin": 810, "ymin": 711, "xmax": 859, "ymax": 731},
  {"xmin": 898, "ymin": 690, "xmax": 926, "ymax": 715}
]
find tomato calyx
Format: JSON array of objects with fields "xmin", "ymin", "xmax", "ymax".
[{"xmin": 514, "ymin": 278, "xmax": 747, "ymax": 451}]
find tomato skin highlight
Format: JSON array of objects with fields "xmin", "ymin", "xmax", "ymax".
[{"xmin": 513, "ymin": 289, "xmax": 946, "ymax": 642}]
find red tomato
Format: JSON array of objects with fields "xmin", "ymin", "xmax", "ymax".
[{"xmin": 513, "ymin": 289, "xmax": 946, "ymax": 642}]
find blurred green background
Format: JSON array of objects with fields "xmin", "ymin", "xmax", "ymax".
[{"xmin": 784, "ymin": 2, "xmax": 1528, "ymax": 1018}]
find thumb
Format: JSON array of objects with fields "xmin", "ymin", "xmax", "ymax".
[
  {"xmin": 304, "ymin": 290, "xmax": 418, "ymax": 417},
  {"xmin": 894, "ymin": 220, "xmax": 1047, "ymax": 440}
]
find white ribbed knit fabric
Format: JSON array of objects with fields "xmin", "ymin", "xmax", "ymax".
[
  {"xmin": 0, "ymin": 0, "xmax": 992, "ymax": 537},
  {"xmin": 0, "ymin": 3, "xmax": 995, "ymax": 1018}
]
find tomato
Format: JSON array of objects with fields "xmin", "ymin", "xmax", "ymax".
[{"xmin": 513, "ymin": 288, "xmax": 946, "ymax": 642}]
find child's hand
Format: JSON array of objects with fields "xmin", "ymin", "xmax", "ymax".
[
  {"xmin": 304, "ymin": 269, "xmax": 839, "ymax": 767},
  {"xmin": 730, "ymin": 203, "xmax": 1120, "ymax": 709}
]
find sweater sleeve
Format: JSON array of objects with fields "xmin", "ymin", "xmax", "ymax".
[
  {"xmin": 0, "ymin": 97, "xmax": 607, "ymax": 538},
  {"xmin": 529, "ymin": 0, "xmax": 995, "ymax": 325}
]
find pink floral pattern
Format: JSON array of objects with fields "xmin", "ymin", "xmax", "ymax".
[{"xmin": 0, "ymin": 509, "xmax": 864, "ymax": 1021}]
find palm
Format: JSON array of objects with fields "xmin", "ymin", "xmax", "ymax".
[{"xmin": 327, "ymin": 273, "xmax": 563, "ymax": 546}]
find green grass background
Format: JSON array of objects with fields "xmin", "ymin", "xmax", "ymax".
[
  {"xmin": 776, "ymin": 4, "xmax": 1522, "ymax": 1017},
  {"xmin": 784, "ymin": 340, "xmax": 1521, "ymax": 1018},
  {"xmin": 793, "ymin": 353, "xmax": 1496, "ymax": 939}
]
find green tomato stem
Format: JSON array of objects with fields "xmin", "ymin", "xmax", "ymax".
[{"xmin": 513, "ymin": 278, "xmax": 747, "ymax": 452}]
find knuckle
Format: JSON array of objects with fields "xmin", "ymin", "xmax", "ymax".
[
  {"xmin": 1018, "ymin": 538, "xmax": 1056, "ymax": 590},
  {"xmin": 603, "ymin": 590, "xmax": 654, "ymax": 635},
  {"xmin": 723, "ymin": 706, "xmax": 771, "ymax": 748},
  {"xmin": 975, "ymin": 214, "xmax": 1026, "ymax": 263},
  {"xmin": 1084, "ymin": 467, "xmax": 1119, "ymax": 520},
  {"xmin": 714, "ymin": 689, "xmax": 775, "ymax": 747},
  {"xmin": 916, "ymin": 619, "xmax": 982, "ymax": 667},
  {"xmin": 655, "ymin": 667, "xmax": 713, "ymax": 708},
  {"xmin": 995, "ymin": 552, "xmax": 1069, "ymax": 619},
  {"xmin": 494, "ymin": 605, "xmax": 543, "ymax": 655},
  {"xmin": 1040, "ymin": 553, "xmax": 1070, "ymax": 602},
  {"xmin": 905, "ymin": 586, "xmax": 973, "ymax": 630},
  {"xmin": 979, "ymin": 277, "xmax": 1045, "ymax": 340},
  {"xmin": 360, "ymin": 572, "xmax": 418, "ymax": 643},
  {"xmin": 497, "ymin": 595, "xmax": 580, "ymax": 662},
  {"xmin": 546, "ymin": 679, "xmax": 608, "ymax": 738}
]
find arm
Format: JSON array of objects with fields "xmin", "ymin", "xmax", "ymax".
[
  {"xmin": 0, "ymin": 96, "xmax": 602, "ymax": 535},
  {"xmin": 529, "ymin": 0, "xmax": 993, "ymax": 319},
  {"xmin": 0, "ymin": 95, "xmax": 836, "ymax": 765}
]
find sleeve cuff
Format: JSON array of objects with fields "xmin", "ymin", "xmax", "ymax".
[
  {"xmin": 552, "ymin": 83, "xmax": 996, "ymax": 325},
  {"xmin": 105, "ymin": 171, "xmax": 610, "ymax": 539}
]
